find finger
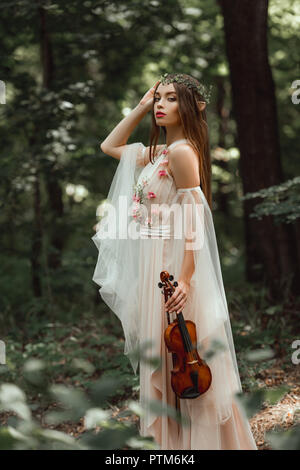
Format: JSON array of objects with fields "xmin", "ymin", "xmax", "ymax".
[
  {"xmin": 165, "ymin": 288, "xmax": 177, "ymax": 304},
  {"xmin": 170, "ymin": 292, "xmax": 185, "ymax": 305},
  {"xmin": 165, "ymin": 289, "xmax": 180, "ymax": 307},
  {"xmin": 171, "ymin": 304, "xmax": 183, "ymax": 313},
  {"xmin": 151, "ymin": 81, "xmax": 159, "ymax": 92},
  {"xmin": 171, "ymin": 298, "xmax": 184, "ymax": 312},
  {"xmin": 166, "ymin": 292, "xmax": 184, "ymax": 310},
  {"xmin": 170, "ymin": 292, "xmax": 186, "ymax": 309},
  {"xmin": 173, "ymin": 301, "xmax": 186, "ymax": 313}
]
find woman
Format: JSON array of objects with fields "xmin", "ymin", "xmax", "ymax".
[{"xmin": 92, "ymin": 73, "xmax": 257, "ymax": 450}]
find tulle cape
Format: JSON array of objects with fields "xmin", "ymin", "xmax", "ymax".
[{"xmin": 91, "ymin": 143, "xmax": 144, "ymax": 374}]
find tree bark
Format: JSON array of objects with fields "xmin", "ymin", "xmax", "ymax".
[
  {"xmin": 31, "ymin": 169, "xmax": 43, "ymax": 298},
  {"xmin": 39, "ymin": 5, "xmax": 64, "ymax": 271},
  {"xmin": 219, "ymin": 0, "xmax": 300, "ymax": 298},
  {"xmin": 215, "ymin": 76, "xmax": 230, "ymax": 216}
]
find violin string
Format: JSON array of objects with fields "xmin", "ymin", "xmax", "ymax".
[
  {"xmin": 178, "ymin": 313, "xmax": 192, "ymax": 352},
  {"xmin": 169, "ymin": 280, "xmax": 198, "ymax": 361},
  {"xmin": 168, "ymin": 280, "xmax": 194, "ymax": 354},
  {"xmin": 178, "ymin": 312, "xmax": 199, "ymax": 362}
]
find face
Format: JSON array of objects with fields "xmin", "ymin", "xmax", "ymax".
[{"xmin": 153, "ymin": 83, "xmax": 181, "ymax": 127}]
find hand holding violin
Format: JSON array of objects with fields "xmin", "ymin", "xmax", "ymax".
[{"xmin": 164, "ymin": 279, "xmax": 190, "ymax": 313}]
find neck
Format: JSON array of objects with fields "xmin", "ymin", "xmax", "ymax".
[{"xmin": 165, "ymin": 129, "xmax": 186, "ymax": 147}]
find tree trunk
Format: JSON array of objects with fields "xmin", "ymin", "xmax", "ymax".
[
  {"xmin": 31, "ymin": 169, "xmax": 43, "ymax": 298},
  {"xmin": 215, "ymin": 76, "xmax": 230, "ymax": 216},
  {"xmin": 219, "ymin": 0, "xmax": 300, "ymax": 298},
  {"xmin": 46, "ymin": 173, "xmax": 64, "ymax": 269},
  {"xmin": 39, "ymin": 5, "xmax": 64, "ymax": 271}
]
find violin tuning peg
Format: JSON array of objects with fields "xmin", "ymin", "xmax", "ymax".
[
  {"xmin": 169, "ymin": 275, "xmax": 174, "ymax": 281},
  {"xmin": 173, "ymin": 281, "xmax": 178, "ymax": 287},
  {"xmin": 158, "ymin": 282, "xmax": 163, "ymax": 288}
]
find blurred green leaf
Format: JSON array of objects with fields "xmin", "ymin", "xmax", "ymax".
[{"xmin": 265, "ymin": 424, "xmax": 300, "ymax": 450}]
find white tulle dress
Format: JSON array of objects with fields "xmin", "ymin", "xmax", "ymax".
[{"xmin": 92, "ymin": 139, "xmax": 257, "ymax": 450}]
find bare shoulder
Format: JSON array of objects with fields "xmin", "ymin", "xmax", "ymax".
[
  {"xmin": 168, "ymin": 143, "xmax": 198, "ymax": 167},
  {"xmin": 168, "ymin": 143, "xmax": 200, "ymax": 188}
]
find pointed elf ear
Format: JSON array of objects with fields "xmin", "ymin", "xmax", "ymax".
[{"xmin": 197, "ymin": 101, "xmax": 206, "ymax": 112}]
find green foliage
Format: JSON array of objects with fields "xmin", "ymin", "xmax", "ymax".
[
  {"xmin": 0, "ymin": 353, "xmax": 190, "ymax": 450},
  {"xmin": 1, "ymin": 0, "xmax": 299, "ymax": 325},
  {"xmin": 225, "ymin": 280, "xmax": 298, "ymax": 393},
  {"xmin": 0, "ymin": 377, "xmax": 140, "ymax": 450},
  {"xmin": 0, "ymin": 356, "xmax": 298, "ymax": 449},
  {"xmin": 265, "ymin": 423, "xmax": 300, "ymax": 450},
  {"xmin": 242, "ymin": 176, "xmax": 300, "ymax": 224},
  {"xmin": 235, "ymin": 385, "xmax": 290, "ymax": 420},
  {"xmin": 0, "ymin": 286, "xmax": 299, "ymax": 450}
]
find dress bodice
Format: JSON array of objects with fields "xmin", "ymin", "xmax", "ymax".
[
  {"xmin": 132, "ymin": 139, "xmax": 201, "ymax": 238},
  {"xmin": 136, "ymin": 139, "xmax": 189, "ymax": 188}
]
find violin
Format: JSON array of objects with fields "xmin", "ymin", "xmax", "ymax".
[{"xmin": 158, "ymin": 270, "xmax": 212, "ymax": 400}]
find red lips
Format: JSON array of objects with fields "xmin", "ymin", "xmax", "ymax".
[{"xmin": 156, "ymin": 112, "xmax": 166, "ymax": 117}]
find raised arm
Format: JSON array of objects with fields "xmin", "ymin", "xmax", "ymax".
[{"xmin": 100, "ymin": 81, "xmax": 160, "ymax": 160}]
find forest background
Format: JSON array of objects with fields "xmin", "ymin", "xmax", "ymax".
[{"xmin": 0, "ymin": 0, "xmax": 299, "ymax": 450}]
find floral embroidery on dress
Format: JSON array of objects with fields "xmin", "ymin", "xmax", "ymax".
[
  {"xmin": 131, "ymin": 202, "xmax": 141, "ymax": 220},
  {"xmin": 159, "ymin": 150, "xmax": 169, "ymax": 177},
  {"xmin": 130, "ymin": 146, "xmax": 168, "ymax": 226},
  {"xmin": 132, "ymin": 177, "xmax": 148, "ymax": 204},
  {"xmin": 131, "ymin": 184, "xmax": 158, "ymax": 225},
  {"xmin": 131, "ymin": 177, "xmax": 149, "ymax": 222}
]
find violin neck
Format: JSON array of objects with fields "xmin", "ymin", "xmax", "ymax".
[{"xmin": 176, "ymin": 312, "xmax": 193, "ymax": 353}]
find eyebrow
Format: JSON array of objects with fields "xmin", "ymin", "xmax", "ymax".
[{"xmin": 154, "ymin": 91, "xmax": 177, "ymax": 96}]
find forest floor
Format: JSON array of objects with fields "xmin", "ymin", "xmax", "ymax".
[
  {"xmin": 0, "ymin": 339, "xmax": 299, "ymax": 450},
  {"xmin": 0, "ymin": 310, "xmax": 299, "ymax": 450},
  {"xmin": 245, "ymin": 357, "xmax": 299, "ymax": 449},
  {"xmin": 91, "ymin": 354, "xmax": 300, "ymax": 451}
]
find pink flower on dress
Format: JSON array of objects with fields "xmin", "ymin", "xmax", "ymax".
[
  {"xmin": 162, "ymin": 149, "xmax": 168, "ymax": 155},
  {"xmin": 159, "ymin": 170, "xmax": 167, "ymax": 177},
  {"xmin": 147, "ymin": 191, "xmax": 156, "ymax": 199},
  {"xmin": 132, "ymin": 194, "xmax": 140, "ymax": 202}
]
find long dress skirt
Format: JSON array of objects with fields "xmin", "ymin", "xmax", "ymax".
[{"xmin": 137, "ymin": 236, "xmax": 257, "ymax": 450}]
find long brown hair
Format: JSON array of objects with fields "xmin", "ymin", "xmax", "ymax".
[{"xmin": 149, "ymin": 73, "xmax": 212, "ymax": 209}]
